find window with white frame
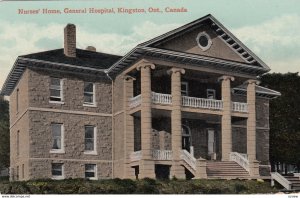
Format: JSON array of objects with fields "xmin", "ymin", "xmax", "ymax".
[
  {"xmin": 84, "ymin": 82, "xmax": 95, "ymax": 105},
  {"xmin": 85, "ymin": 164, "xmax": 97, "ymax": 179},
  {"xmin": 50, "ymin": 77, "xmax": 63, "ymax": 102},
  {"xmin": 84, "ymin": 126, "xmax": 96, "ymax": 153},
  {"xmin": 181, "ymin": 82, "xmax": 189, "ymax": 96},
  {"xmin": 51, "ymin": 123, "xmax": 64, "ymax": 152},
  {"xmin": 52, "ymin": 163, "xmax": 64, "ymax": 179},
  {"xmin": 207, "ymin": 89, "xmax": 216, "ymax": 99}
]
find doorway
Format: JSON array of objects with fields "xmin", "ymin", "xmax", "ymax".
[
  {"xmin": 207, "ymin": 129, "xmax": 216, "ymax": 160},
  {"xmin": 182, "ymin": 125, "xmax": 191, "ymax": 152}
]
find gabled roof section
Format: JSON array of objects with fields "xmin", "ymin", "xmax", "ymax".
[
  {"xmin": 138, "ymin": 14, "xmax": 270, "ymax": 70},
  {"xmin": 1, "ymin": 49, "xmax": 122, "ymax": 96}
]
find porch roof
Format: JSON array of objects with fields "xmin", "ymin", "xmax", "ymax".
[{"xmin": 233, "ymin": 84, "xmax": 281, "ymax": 99}]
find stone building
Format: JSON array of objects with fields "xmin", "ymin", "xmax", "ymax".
[{"xmin": 1, "ymin": 14, "xmax": 280, "ymax": 181}]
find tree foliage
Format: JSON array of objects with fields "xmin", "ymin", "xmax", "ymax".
[
  {"xmin": 260, "ymin": 72, "xmax": 300, "ymax": 171},
  {"xmin": 0, "ymin": 96, "xmax": 9, "ymax": 169}
]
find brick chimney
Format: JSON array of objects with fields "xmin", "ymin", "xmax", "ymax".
[{"xmin": 64, "ymin": 24, "xmax": 76, "ymax": 57}]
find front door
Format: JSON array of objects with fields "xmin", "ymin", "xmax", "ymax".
[
  {"xmin": 182, "ymin": 136, "xmax": 191, "ymax": 152},
  {"xmin": 207, "ymin": 129, "xmax": 215, "ymax": 156},
  {"xmin": 182, "ymin": 125, "xmax": 191, "ymax": 152}
]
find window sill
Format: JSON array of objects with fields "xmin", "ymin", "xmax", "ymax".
[
  {"xmin": 50, "ymin": 150, "xmax": 65, "ymax": 154},
  {"xmin": 83, "ymin": 103, "xmax": 97, "ymax": 108},
  {"xmin": 84, "ymin": 151, "xmax": 97, "ymax": 155},
  {"xmin": 49, "ymin": 101, "xmax": 65, "ymax": 105},
  {"xmin": 86, "ymin": 177, "xmax": 98, "ymax": 180},
  {"xmin": 52, "ymin": 176, "xmax": 65, "ymax": 180}
]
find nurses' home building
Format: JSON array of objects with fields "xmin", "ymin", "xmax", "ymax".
[{"xmin": 1, "ymin": 14, "xmax": 280, "ymax": 181}]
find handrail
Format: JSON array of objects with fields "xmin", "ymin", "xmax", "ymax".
[
  {"xmin": 129, "ymin": 95, "xmax": 141, "ymax": 108},
  {"xmin": 232, "ymin": 102, "xmax": 248, "ymax": 112},
  {"xmin": 152, "ymin": 92, "xmax": 172, "ymax": 105},
  {"xmin": 152, "ymin": 150, "xmax": 173, "ymax": 160},
  {"xmin": 130, "ymin": 151, "xmax": 142, "ymax": 161},
  {"xmin": 229, "ymin": 152, "xmax": 249, "ymax": 172},
  {"xmin": 182, "ymin": 96, "xmax": 223, "ymax": 110},
  {"xmin": 271, "ymin": 172, "xmax": 292, "ymax": 190},
  {"xmin": 180, "ymin": 149, "xmax": 196, "ymax": 171}
]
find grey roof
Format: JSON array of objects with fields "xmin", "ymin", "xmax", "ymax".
[
  {"xmin": 1, "ymin": 49, "xmax": 122, "ymax": 96},
  {"xmin": 21, "ymin": 48, "xmax": 122, "ymax": 70},
  {"xmin": 233, "ymin": 84, "xmax": 281, "ymax": 99}
]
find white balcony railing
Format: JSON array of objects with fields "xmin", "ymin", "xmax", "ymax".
[
  {"xmin": 152, "ymin": 150, "xmax": 173, "ymax": 160},
  {"xmin": 130, "ymin": 151, "xmax": 142, "ymax": 161},
  {"xmin": 182, "ymin": 96, "xmax": 223, "ymax": 110},
  {"xmin": 232, "ymin": 102, "xmax": 248, "ymax": 113},
  {"xmin": 129, "ymin": 95, "xmax": 142, "ymax": 108},
  {"xmin": 152, "ymin": 92, "xmax": 172, "ymax": 105},
  {"xmin": 180, "ymin": 149, "xmax": 196, "ymax": 170},
  {"xmin": 229, "ymin": 152, "xmax": 249, "ymax": 172}
]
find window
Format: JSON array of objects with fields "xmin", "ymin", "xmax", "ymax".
[
  {"xmin": 17, "ymin": 130, "xmax": 20, "ymax": 156},
  {"xmin": 50, "ymin": 77, "xmax": 63, "ymax": 102},
  {"xmin": 52, "ymin": 163, "xmax": 64, "ymax": 179},
  {"xmin": 181, "ymin": 82, "xmax": 189, "ymax": 96},
  {"xmin": 85, "ymin": 164, "xmax": 97, "ymax": 180},
  {"xmin": 16, "ymin": 88, "xmax": 19, "ymax": 113},
  {"xmin": 84, "ymin": 126, "xmax": 96, "ymax": 154},
  {"xmin": 51, "ymin": 123, "xmax": 64, "ymax": 153},
  {"xmin": 196, "ymin": 32, "xmax": 212, "ymax": 51},
  {"xmin": 84, "ymin": 82, "xmax": 95, "ymax": 105},
  {"xmin": 207, "ymin": 89, "xmax": 216, "ymax": 99}
]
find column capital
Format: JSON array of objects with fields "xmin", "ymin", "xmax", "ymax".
[
  {"xmin": 123, "ymin": 75, "xmax": 136, "ymax": 81},
  {"xmin": 245, "ymin": 79, "xmax": 260, "ymax": 85},
  {"xmin": 167, "ymin": 67, "xmax": 185, "ymax": 75},
  {"xmin": 218, "ymin": 75, "xmax": 235, "ymax": 82},
  {"xmin": 136, "ymin": 60, "xmax": 155, "ymax": 71}
]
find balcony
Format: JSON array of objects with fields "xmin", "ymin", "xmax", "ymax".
[
  {"xmin": 129, "ymin": 92, "xmax": 248, "ymax": 113},
  {"xmin": 130, "ymin": 150, "xmax": 173, "ymax": 162}
]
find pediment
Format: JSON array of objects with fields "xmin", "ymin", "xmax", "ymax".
[{"xmin": 140, "ymin": 14, "xmax": 269, "ymax": 70}]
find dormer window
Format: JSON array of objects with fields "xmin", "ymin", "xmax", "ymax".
[{"xmin": 196, "ymin": 32, "xmax": 212, "ymax": 51}]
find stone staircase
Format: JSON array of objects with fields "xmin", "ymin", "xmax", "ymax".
[
  {"xmin": 284, "ymin": 175, "xmax": 300, "ymax": 190},
  {"xmin": 207, "ymin": 161, "xmax": 250, "ymax": 179}
]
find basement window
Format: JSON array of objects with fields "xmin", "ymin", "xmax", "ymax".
[
  {"xmin": 52, "ymin": 163, "xmax": 64, "ymax": 180},
  {"xmin": 85, "ymin": 164, "xmax": 97, "ymax": 180},
  {"xmin": 50, "ymin": 77, "xmax": 63, "ymax": 102},
  {"xmin": 196, "ymin": 32, "xmax": 212, "ymax": 51}
]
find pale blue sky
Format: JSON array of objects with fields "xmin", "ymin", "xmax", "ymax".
[{"xmin": 0, "ymin": 0, "xmax": 300, "ymax": 87}]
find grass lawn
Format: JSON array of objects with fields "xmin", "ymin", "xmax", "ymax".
[{"xmin": 0, "ymin": 178, "xmax": 279, "ymax": 194}]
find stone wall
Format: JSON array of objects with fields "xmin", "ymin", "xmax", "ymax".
[
  {"xmin": 232, "ymin": 127, "xmax": 247, "ymax": 154},
  {"xmin": 10, "ymin": 112, "xmax": 30, "ymax": 181},
  {"xmin": 10, "ymin": 69, "xmax": 29, "ymax": 124},
  {"xmin": 113, "ymin": 113, "xmax": 125, "ymax": 178},
  {"xmin": 28, "ymin": 68, "xmax": 112, "ymax": 114},
  {"xmin": 29, "ymin": 159, "xmax": 112, "ymax": 180},
  {"xmin": 28, "ymin": 111, "xmax": 112, "ymax": 160}
]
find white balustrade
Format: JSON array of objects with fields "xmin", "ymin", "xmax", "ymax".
[
  {"xmin": 129, "ymin": 95, "xmax": 141, "ymax": 108},
  {"xmin": 271, "ymin": 172, "xmax": 292, "ymax": 190},
  {"xmin": 232, "ymin": 102, "xmax": 248, "ymax": 113},
  {"xmin": 182, "ymin": 96, "xmax": 223, "ymax": 110},
  {"xmin": 180, "ymin": 149, "xmax": 196, "ymax": 170},
  {"xmin": 130, "ymin": 151, "xmax": 142, "ymax": 161},
  {"xmin": 151, "ymin": 92, "xmax": 172, "ymax": 105},
  {"xmin": 229, "ymin": 152, "xmax": 249, "ymax": 172},
  {"xmin": 152, "ymin": 150, "xmax": 173, "ymax": 160}
]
